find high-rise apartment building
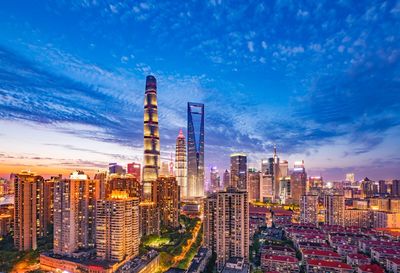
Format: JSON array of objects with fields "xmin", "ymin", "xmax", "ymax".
[
  {"xmin": 230, "ymin": 153, "xmax": 247, "ymax": 190},
  {"xmin": 96, "ymin": 191, "xmax": 139, "ymax": 262},
  {"xmin": 143, "ymin": 75, "xmax": 160, "ymax": 201},
  {"xmin": 187, "ymin": 102, "xmax": 205, "ymax": 198},
  {"xmin": 175, "ymin": 129, "xmax": 187, "ymax": 199},
  {"xmin": 53, "ymin": 171, "xmax": 97, "ymax": 256},
  {"xmin": 108, "ymin": 163, "xmax": 125, "ymax": 175},
  {"xmin": 291, "ymin": 160, "xmax": 307, "ymax": 205},
  {"xmin": 139, "ymin": 202, "xmax": 160, "ymax": 236},
  {"xmin": 127, "ymin": 162, "xmax": 141, "ymax": 181},
  {"xmin": 204, "ymin": 187, "xmax": 249, "ymax": 270},
  {"xmin": 324, "ymin": 194, "xmax": 345, "ymax": 226},
  {"xmin": 43, "ymin": 175, "xmax": 60, "ymax": 231},
  {"xmin": 156, "ymin": 176, "xmax": 179, "ymax": 228},
  {"xmin": 248, "ymin": 168, "xmax": 260, "ymax": 201},
  {"xmin": 14, "ymin": 171, "xmax": 44, "ymax": 251},
  {"xmin": 300, "ymin": 194, "xmax": 318, "ymax": 225},
  {"xmin": 106, "ymin": 173, "xmax": 140, "ymax": 199},
  {"xmin": 345, "ymin": 173, "xmax": 355, "ymax": 183}
]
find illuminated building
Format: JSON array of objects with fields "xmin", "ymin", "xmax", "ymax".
[
  {"xmin": 300, "ymin": 194, "xmax": 318, "ymax": 225},
  {"xmin": 272, "ymin": 146, "xmax": 281, "ymax": 200},
  {"xmin": 222, "ymin": 169, "xmax": 230, "ymax": 189},
  {"xmin": 260, "ymin": 173, "xmax": 274, "ymax": 202},
  {"xmin": 106, "ymin": 173, "xmax": 140, "ymax": 199},
  {"xmin": 230, "ymin": 153, "xmax": 247, "ymax": 190},
  {"xmin": 43, "ymin": 175, "xmax": 60, "ymax": 230},
  {"xmin": 344, "ymin": 209, "xmax": 372, "ymax": 228},
  {"xmin": 291, "ymin": 160, "xmax": 307, "ymax": 205},
  {"xmin": 94, "ymin": 171, "xmax": 107, "ymax": 200},
  {"xmin": 96, "ymin": 191, "xmax": 139, "ymax": 262},
  {"xmin": 279, "ymin": 176, "xmax": 291, "ymax": 204},
  {"xmin": 160, "ymin": 161, "xmax": 170, "ymax": 176},
  {"xmin": 372, "ymin": 211, "xmax": 400, "ymax": 228},
  {"xmin": 187, "ymin": 102, "xmax": 205, "ymax": 198},
  {"xmin": 204, "ymin": 194, "xmax": 217, "ymax": 254},
  {"xmin": 248, "ymin": 168, "xmax": 260, "ymax": 201},
  {"xmin": 175, "ymin": 128, "xmax": 187, "ymax": 198},
  {"xmin": 13, "ymin": 171, "xmax": 44, "ymax": 250},
  {"xmin": 279, "ymin": 160, "xmax": 289, "ymax": 177},
  {"xmin": 261, "ymin": 159, "xmax": 270, "ymax": 174},
  {"xmin": 210, "ymin": 166, "xmax": 220, "ymax": 192},
  {"xmin": 204, "ymin": 186, "xmax": 249, "ymax": 270},
  {"xmin": 324, "ymin": 194, "xmax": 345, "ymax": 226},
  {"xmin": 345, "ymin": 173, "xmax": 355, "ymax": 183},
  {"xmin": 127, "ymin": 162, "xmax": 141, "ymax": 181},
  {"xmin": 156, "ymin": 176, "xmax": 179, "ymax": 228},
  {"xmin": 139, "ymin": 202, "xmax": 160, "ymax": 236},
  {"xmin": 108, "ymin": 163, "xmax": 125, "ymax": 175},
  {"xmin": 308, "ymin": 176, "xmax": 323, "ymax": 194},
  {"xmin": 143, "ymin": 75, "xmax": 160, "ymax": 201},
  {"xmin": 141, "ymin": 75, "xmax": 160, "ymax": 236},
  {"xmin": 53, "ymin": 171, "xmax": 97, "ymax": 256},
  {"xmin": 392, "ymin": 179, "xmax": 400, "ymax": 197}
]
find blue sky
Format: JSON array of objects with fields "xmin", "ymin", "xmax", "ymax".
[{"xmin": 0, "ymin": 0, "xmax": 399, "ymax": 180}]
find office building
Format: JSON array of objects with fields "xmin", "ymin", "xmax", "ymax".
[
  {"xmin": 204, "ymin": 187, "xmax": 249, "ymax": 270},
  {"xmin": 53, "ymin": 171, "xmax": 97, "ymax": 256},
  {"xmin": 230, "ymin": 153, "xmax": 247, "ymax": 190},
  {"xmin": 210, "ymin": 166, "xmax": 220, "ymax": 192},
  {"xmin": 143, "ymin": 75, "xmax": 160, "ymax": 201},
  {"xmin": 291, "ymin": 160, "xmax": 307, "ymax": 205},
  {"xmin": 156, "ymin": 176, "xmax": 179, "ymax": 228},
  {"xmin": 127, "ymin": 162, "xmax": 141, "ymax": 181},
  {"xmin": 300, "ymin": 194, "xmax": 318, "ymax": 225},
  {"xmin": 324, "ymin": 194, "xmax": 345, "ymax": 226},
  {"xmin": 14, "ymin": 171, "xmax": 44, "ymax": 250},
  {"xmin": 272, "ymin": 146, "xmax": 281, "ymax": 200},
  {"xmin": 141, "ymin": 75, "xmax": 161, "ymax": 236},
  {"xmin": 109, "ymin": 163, "xmax": 125, "ymax": 175},
  {"xmin": 96, "ymin": 191, "xmax": 139, "ymax": 262},
  {"xmin": 175, "ymin": 128, "xmax": 187, "ymax": 199},
  {"xmin": 222, "ymin": 169, "xmax": 230, "ymax": 189},
  {"xmin": 345, "ymin": 173, "xmax": 355, "ymax": 183},
  {"xmin": 279, "ymin": 176, "xmax": 291, "ymax": 204},
  {"xmin": 260, "ymin": 173, "xmax": 274, "ymax": 202},
  {"xmin": 187, "ymin": 102, "xmax": 205, "ymax": 198},
  {"xmin": 248, "ymin": 168, "xmax": 260, "ymax": 201},
  {"xmin": 279, "ymin": 160, "xmax": 289, "ymax": 177}
]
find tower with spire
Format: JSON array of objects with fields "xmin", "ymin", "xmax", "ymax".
[{"xmin": 175, "ymin": 128, "xmax": 187, "ymax": 199}]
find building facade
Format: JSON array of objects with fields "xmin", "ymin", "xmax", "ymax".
[
  {"xmin": 230, "ymin": 153, "xmax": 247, "ymax": 190},
  {"xmin": 187, "ymin": 102, "xmax": 205, "ymax": 198},
  {"xmin": 175, "ymin": 129, "xmax": 187, "ymax": 199}
]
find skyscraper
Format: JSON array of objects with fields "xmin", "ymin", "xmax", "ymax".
[
  {"xmin": 143, "ymin": 75, "xmax": 160, "ymax": 201},
  {"xmin": 127, "ymin": 162, "xmax": 141, "ymax": 181},
  {"xmin": 96, "ymin": 191, "xmax": 139, "ymax": 262},
  {"xmin": 204, "ymin": 187, "xmax": 249, "ymax": 270},
  {"xmin": 260, "ymin": 173, "xmax": 274, "ymax": 202},
  {"xmin": 106, "ymin": 173, "xmax": 141, "ymax": 199},
  {"xmin": 300, "ymin": 194, "xmax": 318, "ymax": 225},
  {"xmin": 291, "ymin": 160, "xmax": 307, "ymax": 205},
  {"xmin": 187, "ymin": 102, "xmax": 205, "ymax": 198},
  {"xmin": 53, "ymin": 171, "xmax": 97, "ymax": 256},
  {"xmin": 141, "ymin": 75, "xmax": 161, "ymax": 236},
  {"xmin": 14, "ymin": 171, "xmax": 44, "ymax": 251},
  {"xmin": 272, "ymin": 146, "xmax": 281, "ymax": 201},
  {"xmin": 248, "ymin": 168, "xmax": 261, "ymax": 201},
  {"xmin": 175, "ymin": 128, "xmax": 187, "ymax": 199},
  {"xmin": 210, "ymin": 166, "xmax": 220, "ymax": 192},
  {"xmin": 324, "ymin": 194, "xmax": 345, "ymax": 226},
  {"xmin": 222, "ymin": 169, "xmax": 230, "ymax": 189},
  {"xmin": 230, "ymin": 153, "xmax": 247, "ymax": 190}
]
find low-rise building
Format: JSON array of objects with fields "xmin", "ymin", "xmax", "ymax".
[
  {"xmin": 221, "ymin": 257, "xmax": 250, "ymax": 273},
  {"xmin": 261, "ymin": 255, "xmax": 299, "ymax": 273},
  {"xmin": 386, "ymin": 258, "xmax": 400, "ymax": 273},
  {"xmin": 307, "ymin": 259, "xmax": 353, "ymax": 273},
  {"xmin": 347, "ymin": 253, "xmax": 370, "ymax": 267},
  {"xmin": 187, "ymin": 247, "xmax": 211, "ymax": 273},
  {"xmin": 357, "ymin": 264, "xmax": 384, "ymax": 273},
  {"xmin": 302, "ymin": 249, "xmax": 341, "ymax": 262}
]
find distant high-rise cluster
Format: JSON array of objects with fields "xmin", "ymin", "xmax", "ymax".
[{"xmin": 175, "ymin": 129, "xmax": 187, "ymax": 198}]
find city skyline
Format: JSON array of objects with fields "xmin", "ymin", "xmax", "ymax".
[{"xmin": 1, "ymin": 1, "xmax": 400, "ymax": 181}]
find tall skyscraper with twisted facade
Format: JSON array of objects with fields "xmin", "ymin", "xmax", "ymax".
[
  {"xmin": 175, "ymin": 128, "xmax": 187, "ymax": 199},
  {"xmin": 187, "ymin": 102, "xmax": 205, "ymax": 197},
  {"xmin": 141, "ymin": 75, "xmax": 160, "ymax": 236},
  {"xmin": 143, "ymin": 75, "xmax": 160, "ymax": 201}
]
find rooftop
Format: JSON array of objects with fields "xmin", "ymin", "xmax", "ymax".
[{"xmin": 307, "ymin": 259, "xmax": 352, "ymax": 269}]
